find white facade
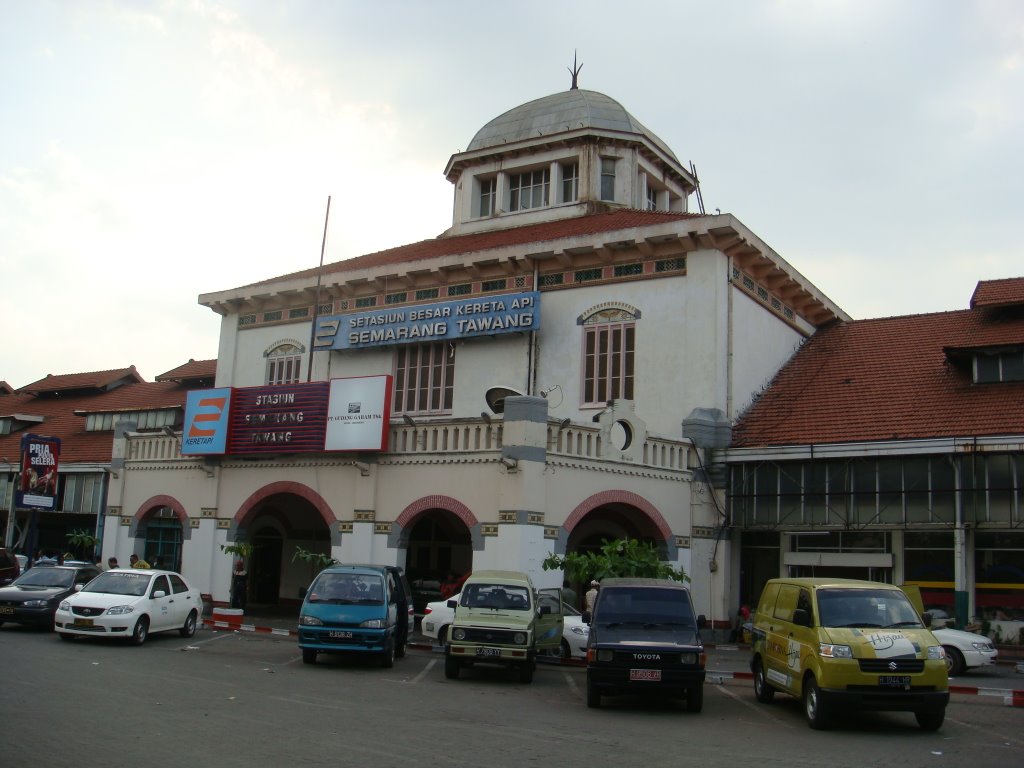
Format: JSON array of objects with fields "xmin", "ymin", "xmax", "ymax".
[{"xmin": 103, "ymin": 86, "xmax": 845, "ymax": 630}]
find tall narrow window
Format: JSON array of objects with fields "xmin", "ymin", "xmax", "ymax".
[
  {"xmin": 395, "ymin": 342, "xmax": 455, "ymax": 414},
  {"xmin": 646, "ymin": 185, "xmax": 658, "ymax": 211},
  {"xmin": 600, "ymin": 158, "xmax": 616, "ymax": 201},
  {"xmin": 509, "ymin": 168, "xmax": 549, "ymax": 211},
  {"xmin": 478, "ymin": 177, "xmax": 496, "ymax": 217},
  {"xmin": 581, "ymin": 308, "xmax": 636, "ymax": 406},
  {"xmin": 266, "ymin": 342, "xmax": 303, "ymax": 385},
  {"xmin": 561, "ymin": 161, "xmax": 579, "ymax": 203}
]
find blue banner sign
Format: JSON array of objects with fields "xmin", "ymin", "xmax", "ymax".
[{"xmin": 313, "ymin": 291, "xmax": 540, "ymax": 350}]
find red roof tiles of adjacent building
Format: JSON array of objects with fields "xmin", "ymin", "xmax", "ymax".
[
  {"xmin": 970, "ymin": 277, "xmax": 1024, "ymax": 308},
  {"xmin": 731, "ymin": 289, "xmax": 1024, "ymax": 447},
  {"xmin": 17, "ymin": 367, "xmax": 144, "ymax": 395},
  {"xmin": 241, "ymin": 209, "xmax": 702, "ymax": 288},
  {"xmin": 2, "ymin": 374, "xmax": 193, "ymax": 463},
  {"xmin": 156, "ymin": 359, "xmax": 217, "ymax": 382}
]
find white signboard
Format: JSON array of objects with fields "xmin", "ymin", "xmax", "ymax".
[{"xmin": 324, "ymin": 375, "xmax": 392, "ymax": 451}]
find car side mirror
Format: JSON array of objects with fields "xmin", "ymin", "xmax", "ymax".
[
  {"xmin": 74, "ymin": 584, "xmax": 84, "ymax": 592},
  {"xmin": 446, "ymin": 599, "xmax": 457, "ymax": 609},
  {"xmin": 921, "ymin": 611, "xmax": 932, "ymax": 628},
  {"xmin": 153, "ymin": 590, "xmax": 167, "ymax": 599},
  {"xmin": 696, "ymin": 614, "xmax": 707, "ymax": 629},
  {"xmin": 538, "ymin": 605, "xmax": 551, "ymax": 616},
  {"xmin": 792, "ymin": 608, "xmax": 811, "ymax": 627}
]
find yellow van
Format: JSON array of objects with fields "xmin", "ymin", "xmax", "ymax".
[{"xmin": 749, "ymin": 578, "xmax": 949, "ymax": 730}]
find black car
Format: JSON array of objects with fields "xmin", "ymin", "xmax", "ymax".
[
  {"xmin": 0, "ymin": 564, "xmax": 101, "ymax": 628},
  {"xmin": 585, "ymin": 577, "xmax": 707, "ymax": 711}
]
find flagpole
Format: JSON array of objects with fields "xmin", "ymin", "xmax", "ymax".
[{"xmin": 307, "ymin": 195, "xmax": 331, "ymax": 383}]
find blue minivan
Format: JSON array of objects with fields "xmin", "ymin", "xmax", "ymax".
[{"xmin": 298, "ymin": 564, "xmax": 411, "ymax": 667}]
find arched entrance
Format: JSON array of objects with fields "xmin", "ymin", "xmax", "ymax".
[
  {"xmin": 232, "ymin": 484, "xmax": 336, "ymax": 607},
  {"xmin": 132, "ymin": 496, "xmax": 189, "ymax": 572},
  {"xmin": 562, "ymin": 491, "xmax": 674, "ymax": 608},
  {"xmin": 396, "ymin": 496, "xmax": 478, "ymax": 615}
]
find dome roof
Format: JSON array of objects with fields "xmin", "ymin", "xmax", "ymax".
[{"xmin": 466, "ymin": 89, "xmax": 679, "ymax": 162}]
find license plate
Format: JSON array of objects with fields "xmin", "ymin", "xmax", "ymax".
[
  {"xmin": 0, "ymin": 606, "xmax": 14, "ymax": 614},
  {"xmin": 630, "ymin": 668, "xmax": 662, "ymax": 682},
  {"xmin": 879, "ymin": 675, "xmax": 911, "ymax": 688},
  {"xmin": 476, "ymin": 647, "xmax": 502, "ymax": 658},
  {"xmin": 73, "ymin": 618, "xmax": 94, "ymax": 627},
  {"xmin": 327, "ymin": 630, "xmax": 353, "ymax": 639}
]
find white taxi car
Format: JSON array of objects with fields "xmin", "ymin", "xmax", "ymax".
[{"xmin": 55, "ymin": 568, "xmax": 202, "ymax": 645}]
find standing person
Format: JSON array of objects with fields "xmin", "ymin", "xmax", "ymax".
[
  {"xmin": 107, "ymin": 556, "xmax": 119, "ymax": 570},
  {"xmin": 585, "ymin": 580, "xmax": 600, "ymax": 613},
  {"xmin": 730, "ymin": 603, "xmax": 751, "ymax": 643},
  {"xmin": 129, "ymin": 553, "xmax": 151, "ymax": 569},
  {"xmin": 231, "ymin": 560, "xmax": 248, "ymax": 609}
]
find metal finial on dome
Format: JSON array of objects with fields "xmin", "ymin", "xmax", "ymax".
[{"xmin": 567, "ymin": 50, "xmax": 583, "ymax": 90}]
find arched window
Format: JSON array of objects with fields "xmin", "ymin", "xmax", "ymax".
[
  {"xmin": 264, "ymin": 341, "xmax": 305, "ymax": 386},
  {"xmin": 580, "ymin": 305, "xmax": 638, "ymax": 406}
]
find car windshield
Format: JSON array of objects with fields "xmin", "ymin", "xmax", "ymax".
[
  {"xmin": 460, "ymin": 583, "xmax": 531, "ymax": 611},
  {"xmin": 14, "ymin": 568, "xmax": 75, "ymax": 588},
  {"xmin": 307, "ymin": 573, "xmax": 384, "ymax": 604},
  {"xmin": 82, "ymin": 571, "xmax": 152, "ymax": 596},
  {"xmin": 817, "ymin": 588, "xmax": 923, "ymax": 629},
  {"xmin": 595, "ymin": 587, "xmax": 696, "ymax": 626}
]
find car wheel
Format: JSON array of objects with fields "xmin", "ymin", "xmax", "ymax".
[
  {"xmin": 944, "ymin": 646, "xmax": 965, "ymax": 677},
  {"xmin": 586, "ymin": 678, "xmax": 601, "ymax": 708},
  {"xmin": 803, "ymin": 676, "xmax": 829, "ymax": 730},
  {"xmin": 518, "ymin": 662, "xmax": 534, "ymax": 684},
  {"xmin": 302, "ymin": 648, "xmax": 317, "ymax": 665},
  {"xmin": 179, "ymin": 610, "xmax": 197, "ymax": 638},
  {"xmin": 131, "ymin": 616, "xmax": 149, "ymax": 646},
  {"xmin": 753, "ymin": 658, "xmax": 775, "ymax": 703},
  {"xmin": 915, "ymin": 708, "xmax": 945, "ymax": 731},
  {"xmin": 686, "ymin": 685, "xmax": 704, "ymax": 713},
  {"xmin": 444, "ymin": 651, "xmax": 460, "ymax": 680},
  {"xmin": 381, "ymin": 639, "xmax": 395, "ymax": 668}
]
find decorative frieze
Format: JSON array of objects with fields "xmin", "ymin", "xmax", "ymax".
[
  {"xmin": 354, "ymin": 509, "xmax": 375, "ymax": 521},
  {"xmin": 374, "ymin": 522, "xmax": 392, "ymax": 535},
  {"xmin": 339, "ymin": 522, "xmax": 354, "ymax": 533},
  {"xmin": 692, "ymin": 526, "xmax": 716, "ymax": 538},
  {"xmin": 544, "ymin": 526, "xmax": 559, "ymax": 539},
  {"xmin": 481, "ymin": 524, "xmax": 499, "ymax": 537},
  {"xmin": 201, "ymin": 508, "xmax": 217, "ymax": 518},
  {"xmin": 189, "ymin": 519, "xmax": 201, "ymax": 528},
  {"xmin": 216, "ymin": 520, "xmax": 230, "ymax": 529},
  {"xmin": 675, "ymin": 535, "xmax": 691, "ymax": 549}
]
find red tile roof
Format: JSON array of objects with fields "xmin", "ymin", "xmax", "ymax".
[
  {"xmin": 17, "ymin": 367, "xmax": 144, "ymax": 395},
  {"xmin": 1, "ymin": 379, "xmax": 191, "ymax": 463},
  {"xmin": 156, "ymin": 359, "xmax": 217, "ymax": 382},
  {"xmin": 242, "ymin": 209, "xmax": 702, "ymax": 288},
  {"xmin": 731, "ymin": 302, "xmax": 1024, "ymax": 447},
  {"xmin": 970, "ymin": 277, "xmax": 1024, "ymax": 308}
]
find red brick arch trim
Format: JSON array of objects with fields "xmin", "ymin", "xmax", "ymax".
[
  {"xmin": 563, "ymin": 490, "xmax": 672, "ymax": 542},
  {"xmin": 395, "ymin": 495, "xmax": 479, "ymax": 530},
  {"xmin": 233, "ymin": 481, "xmax": 335, "ymax": 529},
  {"xmin": 133, "ymin": 495, "xmax": 189, "ymax": 526}
]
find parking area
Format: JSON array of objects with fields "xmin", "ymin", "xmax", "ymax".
[{"xmin": 2, "ymin": 623, "xmax": 1023, "ymax": 767}]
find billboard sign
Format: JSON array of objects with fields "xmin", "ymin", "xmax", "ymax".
[
  {"xmin": 312, "ymin": 290, "xmax": 540, "ymax": 350},
  {"xmin": 226, "ymin": 382, "xmax": 330, "ymax": 455},
  {"xmin": 181, "ymin": 388, "xmax": 232, "ymax": 455},
  {"xmin": 324, "ymin": 375, "xmax": 392, "ymax": 451},
  {"xmin": 16, "ymin": 434, "xmax": 61, "ymax": 510}
]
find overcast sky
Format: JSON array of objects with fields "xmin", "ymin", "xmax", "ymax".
[{"xmin": 2, "ymin": 1, "xmax": 1021, "ymax": 389}]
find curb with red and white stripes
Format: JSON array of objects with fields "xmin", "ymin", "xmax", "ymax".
[{"xmin": 203, "ymin": 618, "xmax": 295, "ymax": 637}]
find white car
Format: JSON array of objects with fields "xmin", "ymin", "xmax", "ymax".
[
  {"xmin": 931, "ymin": 626, "xmax": 998, "ymax": 676},
  {"xmin": 54, "ymin": 568, "xmax": 202, "ymax": 645},
  {"xmin": 421, "ymin": 591, "xmax": 590, "ymax": 659}
]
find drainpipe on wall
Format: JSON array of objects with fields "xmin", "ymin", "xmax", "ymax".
[{"xmin": 950, "ymin": 451, "xmax": 969, "ymax": 630}]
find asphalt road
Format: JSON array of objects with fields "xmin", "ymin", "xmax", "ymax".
[{"xmin": 1, "ymin": 625, "xmax": 1021, "ymax": 768}]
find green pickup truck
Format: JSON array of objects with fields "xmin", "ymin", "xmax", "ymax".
[{"xmin": 444, "ymin": 570, "xmax": 563, "ymax": 684}]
